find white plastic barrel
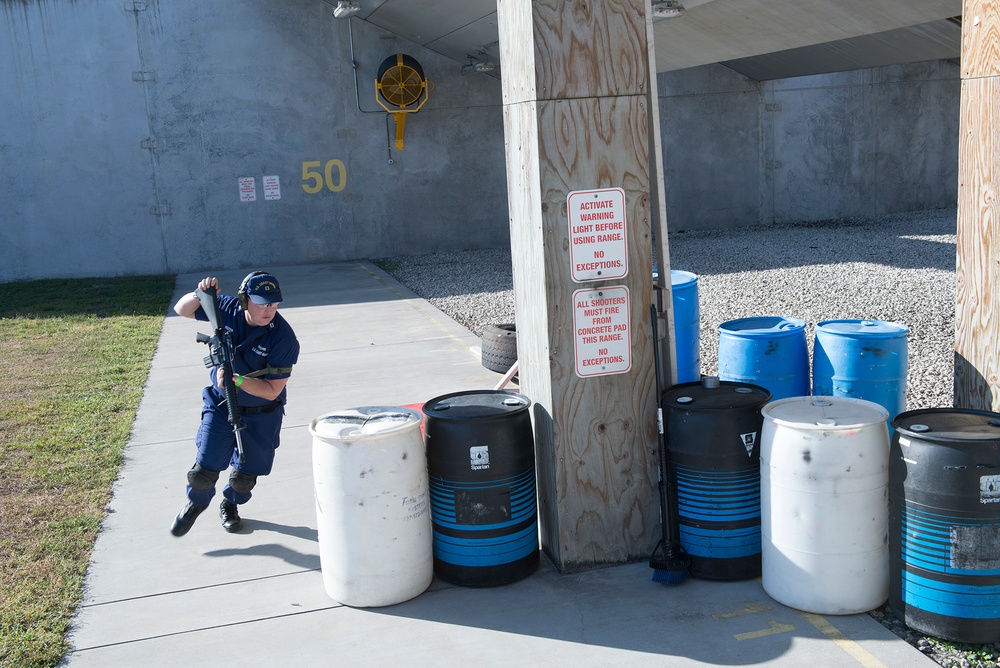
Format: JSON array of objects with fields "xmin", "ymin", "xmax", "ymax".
[
  {"xmin": 310, "ymin": 406, "xmax": 433, "ymax": 607},
  {"xmin": 760, "ymin": 396, "xmax": 890, "ymax": 615}
]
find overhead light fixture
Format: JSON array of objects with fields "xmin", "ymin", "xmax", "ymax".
[
  {"xmin": 332, "ymin": 1, "xmax": 360, "ymax": 18},
  {"xmin": 651, "ymin": 0, "xmax": 685, "ymax": 19}
]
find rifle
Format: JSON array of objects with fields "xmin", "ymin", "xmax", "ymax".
[{"xmin": 195, "ymin": 285, "xmax": 246, "ymax": 465}]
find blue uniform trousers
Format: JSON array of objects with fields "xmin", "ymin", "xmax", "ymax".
[{"xmin": 186, "ymin": 386, "xmax": 283, "ymax": 507}]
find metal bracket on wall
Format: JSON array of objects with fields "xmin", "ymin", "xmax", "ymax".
[
  {"xmin": 149, "ymin": 203, "xmax": 171, "ymax": 217},
  {"xmin": 131, "ymin": 70, "xmax": 156, "ymax": 82},
  {"xmin": 123, "ymin": 1, "xmax": 147, "ymax": 12},
  {"xmin": 140, "ymin": 137, "xmax": 162, "ymax": 151}
]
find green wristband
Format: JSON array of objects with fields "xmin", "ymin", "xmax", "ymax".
[{"xmin": 234, "ymin": 374, "xmax": 243, "ymax": 387}]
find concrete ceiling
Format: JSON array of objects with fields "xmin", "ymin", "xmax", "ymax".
[{"xmin": 336, "ymin": 0, "xmax": 963, "ymax": 81}]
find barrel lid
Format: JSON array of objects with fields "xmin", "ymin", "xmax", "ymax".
[
  {"xmin": 670, "ymin": 270, "xmax": 698, "ymax": 287},
  {"xmin": 762, "ymin": 396, "xmax": 888, "ymax": 429},
  {"xmin": 892, "ymin": 408, "xmax": 1000, "ymax": 442},
  {"xmin": 663, "ymin": 378, "xmax": 771, "ymax": 410},
  {"xmin": 817, "ymin": 319, "xmax": 909, "ymax": 337},
  {"xmin": 309, "ymin": 406, "xmax": 422, "ymax": 440},
  {"xmin": 422, "ymin": 390, "xmax": 531, "ymax": 420},
  {"xmin": 718, "ymin": 316, "xmax": 805, "ymax": 337}
]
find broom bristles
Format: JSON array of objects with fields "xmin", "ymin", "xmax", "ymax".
[
  {"xmin": 652, "ymin": 566, "xmax": 690, "ymax": 585},
  {"xmin": 649, "ymin": 538, "xmax": 690, "ymax": 585}
]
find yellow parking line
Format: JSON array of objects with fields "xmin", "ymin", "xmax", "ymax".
[
  {"xmin": 714, "ymin": 601, "xmax": 773, "ymax": 620},
  {"xmin": 734, "ymin": 620, "xmax": 796, "ymax": 640},
  {"xmin": 799, "ymin": 611, "xmax": 888, "ymax": 668}
]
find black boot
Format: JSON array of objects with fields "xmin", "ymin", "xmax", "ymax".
[
  {"xmin": 170, "ymin": 502, "xmax": 208, "ymax": 537},
  {"xmin": 220, "ymin": 500, "xmax": 243, "ymax": 533}
]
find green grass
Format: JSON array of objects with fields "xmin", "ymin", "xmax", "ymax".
[{"xmin": 0, "ymin": 275, "xmax": 176, "ymax": 668}]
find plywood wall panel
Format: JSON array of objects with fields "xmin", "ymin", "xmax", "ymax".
[
  {"xmin": 963, "ymin": 0, "xmax": 1000, "ymax": 79},
  {"xmin": 955, "ymin": 72, "xmax": 1000, "ymax": 410},
  {"xmin": 499, "ymin": 0, "xmax": 660, "ymax": 570}
]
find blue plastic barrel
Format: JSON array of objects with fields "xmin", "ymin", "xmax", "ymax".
[
  {"xmin": 718, "ymin": 316, "xmax": 809, "ymax": 400},
  {"xmin": 671, "ymin": 270, "xmax": 700, "ymax": 383},
  {"xmin": 812, "ymin": 319, "xmax": 908, "ymax": 424}
]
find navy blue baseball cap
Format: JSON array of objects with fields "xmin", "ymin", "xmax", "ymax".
[{"xmin": 245, "ymin": 273, "xmax": 282, "ymax": 304}]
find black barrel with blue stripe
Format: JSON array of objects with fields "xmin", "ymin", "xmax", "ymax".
[
  {"xmin": 889, "ymin": 408, "xmax": 1000, "ymax": 643},
  {"xmin": 422, "ymin": 390, "xmax": 538, "ymax": 587},
  {"xmin": 662, "ymin": 377, "xmax": 771, "ymax": 580}
]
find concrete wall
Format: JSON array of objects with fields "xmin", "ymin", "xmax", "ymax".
[
  {"xmin": 0, "ymin": 0, "xmax": 960, "ymax": 281},
  {"xmin": 0, "ymin": 0, "xmax": 508, "ymax": 282},
  {"xmin": 659, "ymin": 59, "xmax": 960, "ymax": 231}
]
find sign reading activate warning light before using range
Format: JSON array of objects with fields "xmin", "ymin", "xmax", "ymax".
[
  {"xmin": 573, "ymin": 285, "xmax": 631, "ymax": 377},
  {"xmin": 568, "ymin": 187, "xmax": 628, "ymax": 282}
]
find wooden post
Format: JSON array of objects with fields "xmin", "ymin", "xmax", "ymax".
[
  {"xmin": 497, "ymin": 0, "xmax": 666, "ymax": 571},
  {"xmin": 955, "ymin": 0, "xmax": 1000, "ymax": 410},
  {"xmin": 645, "ymin": 3, "xmax": 679, "ymax": 390}
]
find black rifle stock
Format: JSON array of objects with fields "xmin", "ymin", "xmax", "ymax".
[{"xmin": 195, "ymin": 286, "xmax": 246, "ymax": 465}]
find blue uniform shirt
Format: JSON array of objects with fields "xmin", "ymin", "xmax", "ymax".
[{"xmin": 195, "ymin": 294, "xmax": 300, "ymax": 408}]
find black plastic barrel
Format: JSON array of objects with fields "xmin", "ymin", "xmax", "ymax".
[
  {"xmin": 662, "ymin": 377, "xmax": 772, "ymax": 580},
  {"xmin": 889, "ymin": 408, "xmax": 1000, "ymax": 643},
  {"xmin": 422, "ymin": 390, "xmax": 539, "ymax": 587}
]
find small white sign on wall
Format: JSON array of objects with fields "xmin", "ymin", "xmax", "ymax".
[
  {"xmin": 263, "ymin": 175, "xmax": 281, "ymax": 201},
  {"xmin": 567, "ymin": 187, "xmax": 628, "ymax": 283},
  {"xmin": 238, "ymin": 177, "xmax": 257, "ymax": 202},
  {"xmin": 573, "ymin": 285, "xmax": 631, "ymax": 377}
]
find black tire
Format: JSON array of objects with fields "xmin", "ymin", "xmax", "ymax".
[{"xmin": 481, "ymin": 323, "xmax": 517, "ymax": 374}]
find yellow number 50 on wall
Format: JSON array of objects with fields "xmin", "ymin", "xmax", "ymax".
[{"xmin": 302, "ymin": 160, "xmax": 347, "ymax": 193}]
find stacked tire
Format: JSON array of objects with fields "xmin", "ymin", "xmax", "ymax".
[{"xmin": 481, "ymin": 323, "xmax": 517, "ymax": 374}]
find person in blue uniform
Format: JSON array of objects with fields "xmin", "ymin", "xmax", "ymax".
[{"xmin": 170, "ymin": 271, "xmax": 300, "ymax": 536}]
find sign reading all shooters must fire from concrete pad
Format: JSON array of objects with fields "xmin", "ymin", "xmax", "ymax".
[
  {"xmin": 573, "ymin": 285, "xmax": 631, "ymax": 377},
  {"xmin": 568, "ymin": 187, "xmax": 628, "ymax": 282}
]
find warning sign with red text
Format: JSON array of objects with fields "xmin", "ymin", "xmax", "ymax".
[
  {"xmin": 573, "ymin": 285, "xmax": 631, "ymax": 377},
  {"xmin": 263, "ymin": 175, "xmax": 281, "ymax": 201},
  {"xmin": 238, "ymin": 177, "xmax": 257, "ymax": 202},
  {"xmin": 568, "ymin": 187, "xmax": 628, "ymax": 283}
]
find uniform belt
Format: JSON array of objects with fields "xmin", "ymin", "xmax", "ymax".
[{"xmin": 240, "ymin": 400, "xmax": 281, "ymax": 415}]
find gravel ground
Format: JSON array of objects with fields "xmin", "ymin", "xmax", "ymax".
[
  {"xmin": 378, "ymin": 207, "xmax": 1000, "ymax": 668},
  {"xmin": 379, "ymin": 208, "xmax": 956, "ymax": 410}
]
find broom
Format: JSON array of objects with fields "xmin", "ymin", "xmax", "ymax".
[{"xmin": 649, "ymin": 304, "xmax": 691, "ymax": 584}]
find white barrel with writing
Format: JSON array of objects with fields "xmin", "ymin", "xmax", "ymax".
[
  {"xmin": 310, "ymin": 406, "xmax": 433, "ymax": 607},
  {"xmin": 760, "ymin": 396, "xmax": 890, "ymax": 614}
]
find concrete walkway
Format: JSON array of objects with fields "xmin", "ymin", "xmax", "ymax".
[{"xmin": 64, "ymin": 261, "xmax": 937, "ymax": 667}]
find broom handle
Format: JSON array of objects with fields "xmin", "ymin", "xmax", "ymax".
[{"xmin": 650, "ymin": 304, "xmax": 671, "ymax": 543}]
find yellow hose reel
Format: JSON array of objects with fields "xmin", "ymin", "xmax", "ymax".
[{"xmin": 375, "ymin": 53, "xmax": 430, "ymax": 150}]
